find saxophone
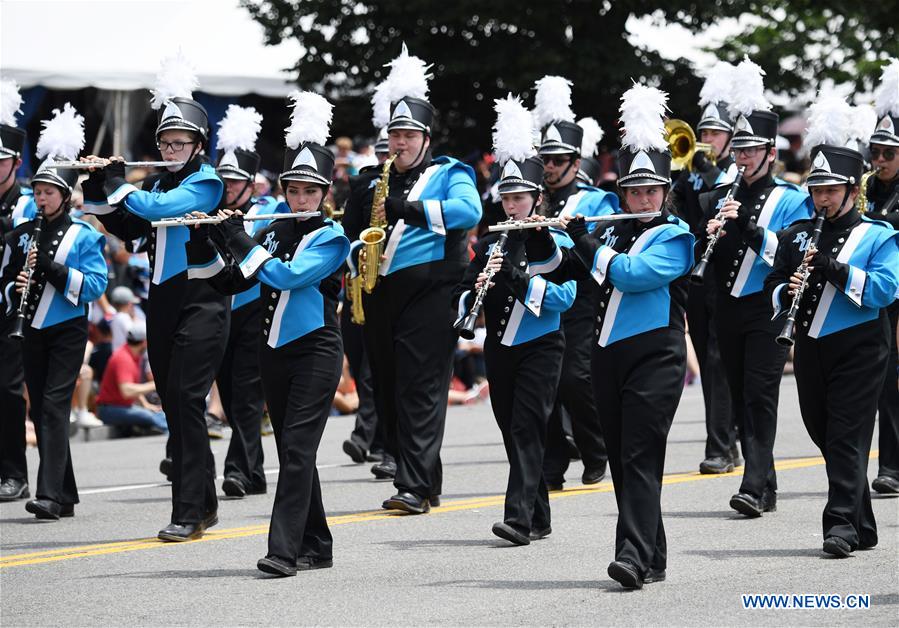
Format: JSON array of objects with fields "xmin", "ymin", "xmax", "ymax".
[
  {"xmin": 856, "ymin": 168, "xmax": 879, "ymax": 213},
  {"xmin": 358, "ymin": 154, "xmax": 396, "ymax": 293},
  {"xmin": 348, "ymin": 271, "xmax": 365, "ymax": 324}
]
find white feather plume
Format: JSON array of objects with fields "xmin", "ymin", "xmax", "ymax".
[
  {"xmin": 285, "ymin": 91, "xmax": 333, "ymax": 149},
  {"xmin": 619, "ymin": 83, "xmax": 669, "ymax": 152},
  {"xmin": 35, "ymin": 103, "xmax": 84, "ymax": 161},
  {"xmin": 371, "ymin": 43, "xmax": 433, "ymax": 128},
  {"xmin": 0, "ymin": 79, "xmax": 23, "ymax": 127},
  {"xmin": 578, "ymin": 117, "xmax": 604, "ymax": 158},
  {"xmin": 850, "ymin": 103, "xmax": 878, "ymax": 142},
  {"xmin": 805, "ymin": 91, "xmax": 853, "ymax": 148},
  {"xmin": 492, "ymin": 94, "xmax": 535, "ymax": 164},
  {"xmin": 874, "ymin": 57, "xmax": 899, "ymax": 118},
  {"xmin": 727, "ymin": 57, "xmax": 771, "ymax": 118},
  {"xmin": 534, "ymin": 76, "xmax": 575, "ymax": 128},
  {"xmin": 150, "ymin": 50, "xmax": 199, "ymax": 110},
  {"xmin": 699, "ymin": 61, "xmax": 736, "ymax": 106},
  {"xmin": 216, "ymin": 105, "xmax": 263, "ymax": 152}
]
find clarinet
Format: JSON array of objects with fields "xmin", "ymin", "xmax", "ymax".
[
  {"xmin": 775, "ymin": 210, "xmax": 826, "ymax": 347},
  {"xmin": 690, "ymin": 165, "xmax": 746, "ymax": 285},
  {"xmin": 9, "ymin": 208, "xmax": 45, "ymax": 340},
  {"xmin": 455, "ymin": 232, "xmax": 509, "ymax": 340}
]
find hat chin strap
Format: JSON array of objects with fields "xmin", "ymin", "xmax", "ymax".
[
  {"xmin": 166, "ymin": 143, "xmax": 202, "ymax": 173},
  {"xmin": 748, "ymin": 143, "xmax": 771, "ymax": 179}
]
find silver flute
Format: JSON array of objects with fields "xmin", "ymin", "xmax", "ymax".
[
  {"xmin": 150, "ymin": 211, "xmax": 321, "ymax": 227},
  {"xmin": 488, "ymin": 211, "xmax": 662, "ymax": 232},
  {"xmin": 50, "ymin": 160, "xmax": 186, "ymax": 170}
]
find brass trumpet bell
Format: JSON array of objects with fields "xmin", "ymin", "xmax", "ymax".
[{"xmin": 665, "ymin": 119, "xmax": 716, "ymax": 172}]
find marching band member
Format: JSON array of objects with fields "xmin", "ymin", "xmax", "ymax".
[
  {"xmin": 532, "ymin": 83, "xmax": 695, "ymax": 588},
  {"xmin": 0, "ymin": 105, "xmax": 107, "ymax": 519},
  {"xmin": 455, "ymin": 95, "xmax": 575, "ymax": 545},
  {"xmin": 698, "ymin": 58, "xmax": 814, "ymax": 518},
  {"xmin": 212, "ymin": 105, "xmax": 283, "ymax": 499},
  {"xmin": 866, "ymin": 58, "xmax": 899, "ymax": 495},
  {"xmin": 765, "ymin": 93, "xmax": 899, "ymax": 556},
  {"xmin": 0, "ymin": 78, "xmax": 36, "ymax": 502},
  {"xmin": 188, "ymin": 91, "xmax": 349, "ymax": 576},
  {"xmin": 576, "ymin": 117, "xmax": 604, "ymax": 187},
  {"xmin": 533, "ymin": 76, "xmax": 619, "ymax": 491},
  {"xmin": 344, "ymin": 45, "xmax": 481, "ymax": 514},
  {"xmin": 669, "ymin": 61, "xmax": 741, "ymax": 475},
  {"xmin": 82, "ymin": 52, "xmax": 227, "ymax": 541}
]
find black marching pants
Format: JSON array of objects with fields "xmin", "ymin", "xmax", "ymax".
[
  {"xmin": 593, "ymin": 328, "xmax": 686, "ymax": 576},
  {"xmin": 147, "ymin": 275, "xmax": 228, "ymax": 525},
  {"xmin": 0, "ymin": 317, "xmax": 28, "ymax": 482},
  {"xmin": 876, "ymin": 304, "xmax": 899, "ymax": 481},
  {"xmin": 23, "ymin": 317, "xmax": 87, "ymax": 505},
  {"xmin": 218, "ymin": 302, "xmax": 266, "ymax": 491},
  {"xmin": 485, "ymin": 332, "xmax": 563, "ymax": 533},
  {"xmin": 794, "ymin": 317, "xmax": 888, "ymax": 550},
  {"xmin": 716, "ymin": 292, "xmax": 788, "ymax": 499},
  {"xmin": 543, "ymin": 297, "xmax": 608, "ymax": 484},
  {"xmin": 685, "ymin": 277, "xmax": 736, "ymax": 459},
  {"xmin": 340, "ymin": 302, "xmax": 382, "ymax": 452},
  {"xmin": 362, "ymin": 271, "xmax": 457, "ymax": 498},
  {"xmin": 261, "ymin": 328, "xmax": 342, "ymax": 562}
]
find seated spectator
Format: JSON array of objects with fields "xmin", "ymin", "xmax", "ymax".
[
  {"xmin": 96, "ymin": 322, "xmax": 167, "ymax": 433},
  {"xmin": 109, "ymin": 286, "xmax": 143, "ymax": 350},
  {"xmin": 89, "ymin": 319, "xmax": 114, "ymax": 384}
]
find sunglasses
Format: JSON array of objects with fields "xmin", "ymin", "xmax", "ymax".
[
  {"xmin": 870, "ymin": 147, "xmax": 896, "ymax": 161},
  {"xmin": 545, "ymin": 156, "xmax": 572, "ymax": 167}
]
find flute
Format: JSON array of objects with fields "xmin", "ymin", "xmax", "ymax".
[
  {"xmin": 487, "ymin": 211, "xmax": 662, "ymax": 233},
  {"xmin": 150, "ymin": 211, "xmax": 321, "ymax": 227},
  {"xmin": 50, "ymin": 160, "xmax": 186, "ymax": 170}
]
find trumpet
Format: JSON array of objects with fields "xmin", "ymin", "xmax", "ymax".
[
  {"xmin": 150, "ymin": 211, "xmax": 320, "ymax": 227},
  {"xmin": 690, "ymin": 165, "xmax": 746, "ymax": 285},
  {"xmin": 455, "ymin": 232, "xmax": 509, "ymax": 340},
  {"xmin": 665, "ymin": 119, "xmax": 716, "ymax": 172},
  {"xmin": 49, "ymin": 160, "xmax": 186, "ymax": 170},
  {"xmin": 776, "ymin": 210, "xmax": 826, "ymax": 347},
  {"xmin": 487, "ymin": 212, "xmax": 661, "ymax": 233}
]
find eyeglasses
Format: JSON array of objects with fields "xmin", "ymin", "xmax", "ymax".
[
  {"xmin": 870, "ymin": 147, "xmax": 896, "ymax": 161},
  {"xmin": 157, "ymin": 140, "xmax": 196, "ymax": 152},
  {"xmin": 545, "ymin": 156, "xmax": 572, "ymax": 167},
  {"xmin": 733, "ymin": 146, "xmax": 765, "ymax": 157}
]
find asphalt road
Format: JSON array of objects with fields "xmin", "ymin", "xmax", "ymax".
[{"xmin": 1, "ymin": 376, "xmax": 896, "ymax": 626}]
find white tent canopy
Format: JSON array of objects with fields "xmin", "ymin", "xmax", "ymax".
[{"xmin": 1, "ymin": 0, "xmax": 304, "ymax": 97}]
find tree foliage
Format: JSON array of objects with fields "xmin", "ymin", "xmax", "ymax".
[{"xmin": 242, "ymin": 0, "xmax": 897, "ymax": 153}]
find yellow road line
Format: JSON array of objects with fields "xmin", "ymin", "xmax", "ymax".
[{"xmin": 0, "ymin": 452, "xmax": 873, "ymax": 570}]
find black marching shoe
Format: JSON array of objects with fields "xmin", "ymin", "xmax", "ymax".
[
  {"xmin": 222, "ymin": 476, "xmax": 247, "ymax": 498},
  {"xmin": 729, "ymin": 491, "xmax": 775, "ymax": 517},
  {"xmin": 25, "ymin": 499, "xmax": 72, "ymax": 520},
  {"xmin": 0, "ymin": 478, "xmax": 30, "ymax": 501},
  {"xmin": 370, "ymin": 456, "xmax": 396, "ymax": 480},
  {"xmin": 430, "ymin": 495, "xmax": 441, "ymax": 508},
  {"xmin": 822, "ymin": 536, "xmax": 852, "ymax": 558},
  {"xmin": 608, "ymin": 560, "xmax": 644, "ymax": 590},
  {"xmin": 366, "ymin": 449, "xmax": 385, "ymax": 463},
  {"xmin": 545, "ymin": 480, "xmax": 564, "ymax": 492},
  {"xmin": 699, "ymin": 456, "xmax": 735, "ymax": 475},
  {"xmin": 257, "ymin": 555, "xmax": 297, "ymax": 577},
  {"xmin": 491, "ymin": 522, "xmax": 530, "ymax": 546},
  {"xmin": 342, "ymin": 439, "xmax": 367, "ymax": 463},
  {"xmin": 529, "ymin": 526, "xmax": 552, "ymax": 541},
  {"xmin": 203, "ymin": 511, "xmax": 219, "ymax": 530},
  {"xmin": 296, "ymin": 556, "xmax": 334, "ymax": 571},
  {"xmin": 382, "ymin": 491, "xmax": 430, "ymax": 514},
  {"xmin": 247, "ymin": 483, "xmax": 268, "ymax": 496},
  {"xmin": 158, "ymin": 522, "xmax": 204, "ymax": 542},
  {"xmin": 582, "ymin": 462, "xmax": 607, "ymax": 485},
  {"xmin": 871, "ymin": 475, "xmax": 899, "ymax": 495}
]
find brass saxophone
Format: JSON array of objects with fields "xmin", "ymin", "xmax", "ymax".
[
  {"xmin": 347, "ymin": 271, "xmax": 365, "ymax": 324},
  {"xmin": 358, "ymin": 154, "xmax": 396, "ymax": 293},
  {"xmin": 856, "ymin": 167, "xmax": 880, "ymax": 213}
]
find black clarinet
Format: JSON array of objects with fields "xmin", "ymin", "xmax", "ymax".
[
  {"xmin": 9, "ymin": 208, "xmax": 45, "ymax": 340},
  {"xmin": 690, "ymin": 165, "xmax": 746, "ymax": 285},
  {"xmin": 776, "ymin": 210, "xmax": 826, "ymax": 347},
  {"xmin": 455, "ymin": 232, "xmax": 508, "ymax": 340}
]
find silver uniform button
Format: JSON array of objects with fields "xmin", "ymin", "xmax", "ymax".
[
  {"xmin": 496, "ymin": 331, "xmax": 502, "ymax": 337},
  {"xmin": 737, "ymin": 249, "xmax": 744, "ymax": 256},
  {"xmin": 726, "ymin": 281, "xmax": 732, "ymax": 287},
  {"xmin": 284, "ymin": 254, "xmax": 291, "ymax": 260},
  {"xmin": 271, "ymin": 292, "xmax": 277, "ymax": 298},
  {"xmin": 729, "ymin": 271, "xmax": 735, "ymax": 278},
  {"xmin": 507, "ymin": 296, "xmax": 513, "ymax": 303},
  {"xmin": 802, "ymin": 321, "xmax": 808, "ymax": 327},
  {"xmin": 831, "ymin": 247, "xmax": 838, "ymax": 253},
  {"xmin": 500, "ymin": 319, "xmax": 506, "ymax": 325},
  {"xmin": 268, "ymin": 305, "xmax": 274, "ymax": 311},
  {"xmin": 265, "ymin": 318, "xmax": 271, "ymax": 324},
  {"xmin": 519, "ymin": 261, "xmax": 526, "ymax": 267},
  {"xmin": 760, "ymin": 194, "xmax": 766, "ymax": 200},
  {"xmin": 733, "ymin": 260, "xmax": 739, "ymax": 266},
  {"xmin": 52, "ymin": 240, "xmax": 59, "ymax": 245},
  {"xmin": 504, "ymin": 306, "xmax": 510, "ymax": 313},
  {"xmin": 838, "ymin": 237, "xmax": 845, "ymax": 243},
  {"xmin": 57, "ymin": 230, "xmax": 64, "ymax": 236},
  {"xmin": 754, "ymin": 204, "xmax": 761, "ymax": 210},
  {"xmin": 600, "ymin": 301, "xmax": 605, "ymax": 308}
]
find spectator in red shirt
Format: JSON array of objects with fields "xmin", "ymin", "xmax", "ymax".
[{"xmin": 96, "ymin": 322, "xmax": 166, "ymax": 433}]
